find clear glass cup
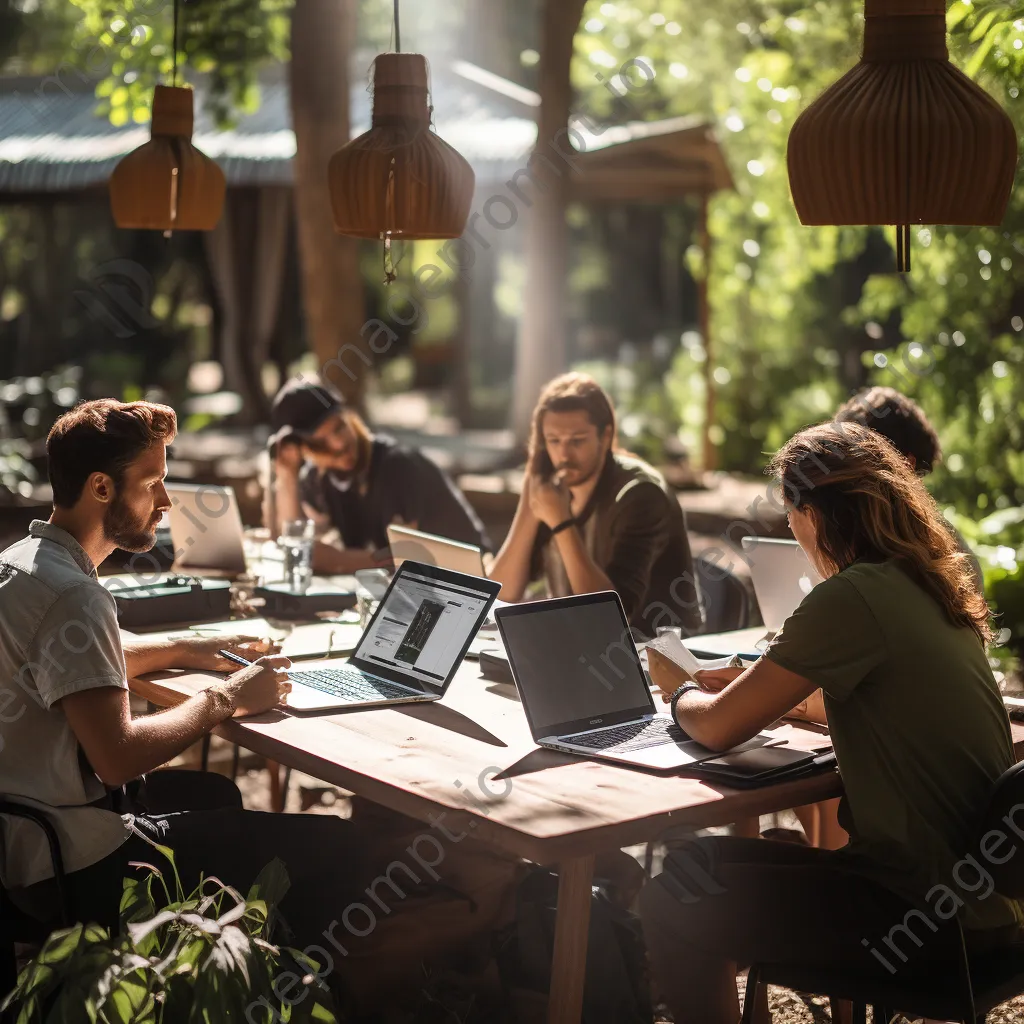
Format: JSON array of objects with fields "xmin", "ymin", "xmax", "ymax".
[
  {"xmin": 278, "ymin": 518, "xmax": 315, "ymax": 593},
  {"xmin": 355, "ymin": 586, "xmax": 379, "ymax": 630}
]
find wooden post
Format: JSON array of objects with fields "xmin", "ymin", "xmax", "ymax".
[
  {"xmin": 547, "ymin": 854, "xmax": 595, "ymax": 1024},
  {"xmin": 510, "ymin": 0, "xmax": 588, "ymax": 440},
  {"xmin": 289, "ymin": 0, "xmax": 368, "ymax": 409},
  {"xmin": 698, "ymin": 194, "xmax": 715, "ymax": 472}
]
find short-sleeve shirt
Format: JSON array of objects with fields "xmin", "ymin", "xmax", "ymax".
[
  {"xmin": 765, "ymin": 559, "xmax": 1019, "ymax": 931},
  {"xmin": 530, "ymin": 453, "xmax": 702, "ymax": 639},
  {"xmin": 298, "ymin": 436, "xmax": 490, "ymax": 554},
  {"xmin": 0, "ymin": 522, "xmax": 131, "ymax": 887}
]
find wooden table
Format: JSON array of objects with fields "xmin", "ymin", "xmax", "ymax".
[
  {"xmin": 130, "ymin": 621, "xmax": 1024, "ymax": 1023},
  {"xmin": 131, "ymin": 654, "xmax": 842, "ymax": 1024}
]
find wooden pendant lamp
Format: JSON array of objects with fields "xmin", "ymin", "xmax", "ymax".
[
  {"xmin": 328, "ymin": 0, "xmax": 475, "ymax": 279},
  {"xmin": 787, "ymin": 0, "xmax": 1017, "ymax": 272},
  {"xmin": 109, "ymin": 0, "xmax": 225, "ymax": 234}
]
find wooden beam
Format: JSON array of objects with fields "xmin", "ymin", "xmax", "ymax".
[{"xmin": 698, "ymin": 194, "xmax": 716, "ymax": 472}]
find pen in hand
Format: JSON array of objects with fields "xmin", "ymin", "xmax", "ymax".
[{"xmin": 217, "ymin": 649, "xmax": 253, "ymax": 669}]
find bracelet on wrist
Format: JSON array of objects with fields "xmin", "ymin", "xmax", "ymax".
[
  {"xmin": 550, "ymin": 517, "xmax": 576, "ymax": 536},
  {"xmin": 669, "ymin": 681, "xmax": 704, "ymax": 723}
]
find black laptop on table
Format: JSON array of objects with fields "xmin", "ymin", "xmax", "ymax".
[
  {"xmin": 284, "ymin": 561, "xmax": 501, "ymax": 712},
  {"xmin": 495, "ymin": 591, "xmax": 750, "ymax": 770},
  {"xmin": 494, "ymin": 591, "xmax": 830, "ymax": 780}
]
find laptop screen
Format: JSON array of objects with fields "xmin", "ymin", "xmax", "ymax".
[
  {"xmin": 496, "ymin": 593, "xmax": 656, "ymax": 739},
  {"xmin": 353, "ymin": 567, "xmax": 494, "ymax": 692}
]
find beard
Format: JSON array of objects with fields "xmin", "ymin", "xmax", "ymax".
[{"xmin": 103, "ymin": 495, "xmax": 159, "ymax": 552}]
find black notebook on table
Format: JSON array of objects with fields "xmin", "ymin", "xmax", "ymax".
[{"xmin": 680, "ymin": 746, "xmax": 837, "ymax": 789}]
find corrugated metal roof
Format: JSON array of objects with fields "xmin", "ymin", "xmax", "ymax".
[
  {"xmin": 0, "ymin": 62, "xmax": 537, "ymax": 191},
  {"xmin": 0, "ymin": 61, "xmax": 731, "ymax": 197}
]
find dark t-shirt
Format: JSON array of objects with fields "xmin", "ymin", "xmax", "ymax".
[
  {"xmin": 299, "ymin": 436, "xmax": 490, "ymax": 553},
  {"xmin": 766, "ymin": 559, "xmax": 1020, "ymax": 931},
  {"xmin": 529, "ymin": 452, "xmax": 702, "ymax": 639}
]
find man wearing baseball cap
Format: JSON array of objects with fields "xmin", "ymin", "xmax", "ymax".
[{"xmin": 267, "ymin": 378, "xmax": 489, "ymax": 574}]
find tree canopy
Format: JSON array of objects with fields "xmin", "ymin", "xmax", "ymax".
[{"xmin": 571, "ymin": 0, "xmax": 1023, "ymax": 514}]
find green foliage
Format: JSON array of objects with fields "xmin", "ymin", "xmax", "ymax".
[
  {"xmin": 2, "ymin": 847, "xmax": 338, "ymax": 1024},
  {"xmin": 572, "ymin": 1, "xmax": 1024, "ymax": 500},
  {"xmin": 55, "ymin": 0, "xmax": 292, "ymax": 127}
]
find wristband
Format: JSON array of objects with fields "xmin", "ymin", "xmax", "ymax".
[
  {"xmin": 550, "ymin": 518, "xmax": 576, "ymax": 536},
  {"xmin": 669, "ymin": 682, "xmax": 703, "ymax": 724}
]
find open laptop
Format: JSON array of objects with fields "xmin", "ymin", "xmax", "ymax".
[
  {"xmin": 496, "ymin": 591, "xmax": 749, "ymax": 770},
  {"xmin": 285, "ymin": 560, "xmax": 501, "ymax": 711},
  {"xmin": 166, "ymin": 483, "xmax": 247, "ymax": 575},
  {"xmin": 741, "ymin": 537, "xmax": 823, "ymax": 631},
  {"xmin": 386, "ymin": 524, "xmax": 486, "ymax": 576}
]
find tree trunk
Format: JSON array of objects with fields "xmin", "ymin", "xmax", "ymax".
[
  {"xmin": 510, "ymin": 0, "xmax": 587, "ymax": 440},
  {"xmin": 289, "ymin": 0, "xmax": 368, "ymax": 407}
]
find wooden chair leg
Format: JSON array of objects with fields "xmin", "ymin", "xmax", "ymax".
[
  {"xmin": 267, "ymin": 759, "xmax": 282, "ymax": 812},
  {"xmin": 830, "ymin": 997, "xmax": 853, "ymax": 1024},
  {"xmin": 732, "ymin": 815, "xmax": 761, "ymax": 839},
  {"xmin": 739, "ymin": 965, "xmax": 761, "ymax": 1024},
  {"xmin": 279, "ymin": 766, "xmax": 293, "ymax": 812}
]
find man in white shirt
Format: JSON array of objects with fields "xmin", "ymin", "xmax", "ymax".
[{"xmin": 0, "ymin": 399, "xmax": 365, "ymax": 952}]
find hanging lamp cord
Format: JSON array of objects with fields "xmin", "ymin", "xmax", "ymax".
[{"xmin": 172, "ymin": 0, "xmax": 179, "ymax": 87}]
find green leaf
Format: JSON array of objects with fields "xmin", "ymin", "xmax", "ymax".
[{"xmin": 126, "ymin": 909, "xmax": 179, "ymax": 946}]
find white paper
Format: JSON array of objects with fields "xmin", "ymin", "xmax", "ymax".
[{"xmin": 640, "ymin": 632, "xmax": 750, "ymax": 681}]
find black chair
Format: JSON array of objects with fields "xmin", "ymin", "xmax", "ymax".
[
  {"xmin": 740, "ymin": 761, "xmax": 1024, "ymax": 1024},
  {"xmin": 0, "ymin": 800, "xmax": 71, "ymax": 995},
  {"xmin": 693, "ymin": 554, "xmax": 751, "ymax": 635}
]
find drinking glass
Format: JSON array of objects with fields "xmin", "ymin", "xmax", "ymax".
[{"xmin": 278, "ymin": 518, "xmax": 315, "ymax": 593}]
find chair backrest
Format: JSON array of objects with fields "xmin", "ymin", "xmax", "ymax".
[
  {"xmin": 693, "ymin": 555, "xmax": 750, "ymax": 635},
  {"xmin": 973, "ymin": 760, "xmax": 1024, "ymax": 898}
]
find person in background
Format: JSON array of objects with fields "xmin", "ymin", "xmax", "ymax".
[
  {"xmin": 644, "ymin": 422, "xmax": 1018, "ymax": 1024},
  {"xmin": 0, "ymin": 399, "xmax": 367, "ymax": 956},
  {"xmin": 267, "ymin": 379, "xmax": 490, "ymax": 574},
  {"xmin": 489, "ymin": 372, "xmax": 702, "ymax": 638},
  {"xmin": 836, "ymin": 385, "xmax": 982, "ymax": 590}
]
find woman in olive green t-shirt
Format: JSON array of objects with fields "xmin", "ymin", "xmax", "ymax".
[{"xmin": 641, "ymin": 421, "xmax": 1018, "ymax": 1024}]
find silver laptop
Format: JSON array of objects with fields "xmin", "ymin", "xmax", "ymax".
[
  {"xmin": 166, "ymin": 483, "xmax": 246, "ymax": 575},
  {"xmin": 386, "ymin": 524, "xmax": 485, "ymax": 576},
  {"xmin": 285, "ymin": 560, "xmax": 501, "ymax": 711},
  {"xmin": 495, "ymin": 592, "xmax": 733, "ymax": 770},
  {"xmin": 741, "ymin": 536, "xmax": 822, "ymax": 632}
]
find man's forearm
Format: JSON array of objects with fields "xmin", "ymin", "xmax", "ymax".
[
  {"xmin": 123, "ymin": 638, "xmax": 194, "ymax": 679},
  {"xmin": 107, "ymin": 687, "xmax": 235, "ymax": 786},
  {"xmin": 553, "ymin": 527, "xmax": 614, "ymax": 596},
  {"xmin": 489, "ymin": 501, "xmax": 540, "ymax": 602},
  {"xmin": 272, "ymin": 471, "xmax": 302, "ymax": 535}
]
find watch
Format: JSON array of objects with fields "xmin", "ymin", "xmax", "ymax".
[{"xmin": 669, "ymin": 682, "xmax": 704, "ymax": 724}]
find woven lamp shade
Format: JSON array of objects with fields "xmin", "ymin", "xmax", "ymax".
[
  {"xmin": 328, "ymin": 53, "xmax": 475, "ymax": 241},
  {"xmin": 787, "ymin": 0, "xmax": 1017, "ymax": 268},
  {"xmin": 110, "ymin": 85, "xmax": 226, "ymax": 232}
]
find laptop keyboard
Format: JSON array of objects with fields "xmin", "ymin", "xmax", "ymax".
[
  {"xmin": 288, "ymin": 666, "xmax": 420, "ymax": 702},
  {"xmin": 562, "ymin": 718, "xmax": 689, "ymax": 753}
]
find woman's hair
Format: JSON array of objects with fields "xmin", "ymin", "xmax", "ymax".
[
  {"xmin": 47, "ymin": 399, "xmax": 178, "ymax": 508},
  {"xmin": 768, "ymin": 421, "xmax": 992, "ymax": 644},
  {"xmin": 835, "ymin": 386, "xmax": 942, "ymax": 475},
  {"xmin": 527, "ymin": 373, "xmax": 618, "ymax": 477}
]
